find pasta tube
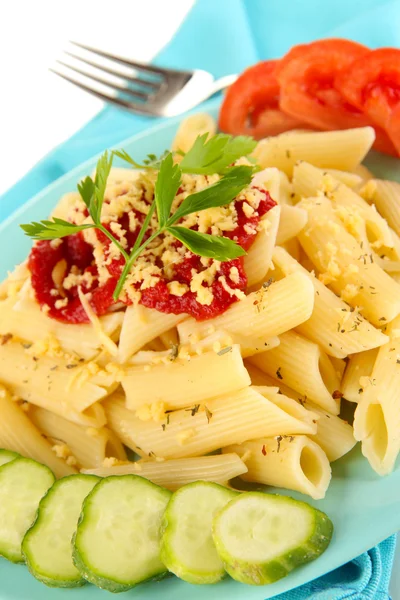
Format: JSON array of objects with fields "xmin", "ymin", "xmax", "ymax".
[
  {"xmin": 0, "ymin": 340, "xmax": 112, "ymax": 426},
  {"xmin": 171, "ymin": 113, "xmax": 217, "ymax": 153},
  {"xmin": 362, "ymin": 178, "xmax": 400, "ymax": 237},
  {"xmin": 178, "ymin": 272, "xmax": 314, "ymax": 344},
  {"xmin": 244, "ymin": 205, "xmax": 280, "ymax": 287},
  {"xmin": 104, "ymin": 386, "xmax": 318, "ymax": 460},
  {"xmin": 0, "ymin": 297, "xmax": 123, "ymax": 360},
  {"xmin": 83, "ymin": 453, "xmax": 247, "ymax": 490},
  {"xmin": 253, "ymin": 127, "xmax": 375, "ymax": 176},
  {"xmin": 297, "ymin": 195, "xmax": 400, "ymax": 326},
  {"xmin": 0, "ymin": 386, "xmax": 76, "ymax": 478},
  {"xmin": 353, "ymin": 315, "xmax": 400, "ymax": 475},
  {"xmin": 273, "ymin": 246, "xmax": 388, "ymax": 358},
  {"xmin": 224, "ymin": 436, "xmax": 331, "ymax": 500},
  {"xmin": 118, "ymin": 305, "xmax": 185, "ymax": 363},
  {"xmin": 122, "ymin": 345, "xmax": 251, "ymax": 411},
  {"xmin": 248, "ymin": 331, "xmax": 341, "ymax": 414},
  {"xmin": 29, "ymin": 406, "xmax": 127, "ymax": 469},
  {"xmin": 341, "ymin": 349, "xmax": 378, "ymax": 403},
  {"xmin": 248, "ymin": 379, "xmax": 356, "ymax": 462}
]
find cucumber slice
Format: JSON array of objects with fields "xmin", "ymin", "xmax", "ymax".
[
  {"xmin": 0, "ymin": 457, "xmax": 55, "ymax": 563},
  {"xmin": 73, "ymin": 475, "xmax": 172, "ymax": 593},
  {"xmin": 22, "ymin": 474, "xmax": 99, "ymax": 588},
  {"xmin": 0, "ymin": 449, "xmax": 19, "ymax": 467},
  {"xmin": 212, "ymin": 492, "xmax": 333, "ymax": 585},
  {"xmin": 160, "ymin": 482, "xmax": 238, "ymax": 584}
]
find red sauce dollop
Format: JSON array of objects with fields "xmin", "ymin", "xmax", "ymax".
[{"xmin": 28, "ymin": 189, "xmax": 276, "ymax": 323}]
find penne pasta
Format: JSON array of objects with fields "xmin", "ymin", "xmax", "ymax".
[
  {"xmin": 29, "ymin": 406, "xmax": 127, "ymax": 469},
  {"xmin": 178, "ymin": 272, "xmax": 314, "ymax": 344},
  {"xmin": 244, "ymin": 205, "xmax": 280, "ymax": 287},
  {"xmin": 0, "ymin": 340, "xmax": 112, "ymax": 426},
  {"xmin": 293, "ymin": 162, "xmax": 394, "ymax": 249},
  {"xmin": 104, "ymin": 386, "xmax": 318, "ymax": 460},
  {"xmin": 329, "ymin": 356, "xmax": 347, "ymax": 382},
  {"xmin": 248, "ymin": 331, "xmax": 341, "ymax": 414},
  {"xmin": 353, "ymin": 316, "xmax": 400, "ymax": 475},
  {"xmin": 273, "ymin": 246, "xmax": 388, "ymax": 358},
  {"xmin": 276, "ymin": 205, "xmax": 308, "ymax": 244},
  {"xmin": 303, "ymin": 402, "xmax": 356, "ymax": 463},
  {"xmin": 0, "ymin": 386, "xmax": 76, "ymax": 478},
  {"xmin": 252, "ymin": 386, "xmax": 320, "ymax": 425},
  {"xmin": 320, "ymin": 169, "xmax": 364, "ymax": 190},
  {"xmin": 297, "ymin": 195, "xmax": 400, "ymax": 326},
  {"xmin": 2, "ymin": 109, "xmax": 399, "ymax": 507},
  {"xmin": 122, "ymin": 345, "xmax": 251, "ymax": 411},
  {"xmin": 247, "ymin": 376, "xmax": 356, "ymax": 462},
  {"xmin": 83, "ymin": 453, "xmax": 248, "ymax": 490},
  {"xmin": 185, "ymin": 329, "xmax": 280, "ymax": 359},
  {"xmin": 0, "ymin": 296, "xmax": 123, "ymax": 360},
  {"xmin": 361, "ymin": 179, "xmax": 400, "ymax": 237},
  {"xmin": 171, "ymin": 113, "xmax": 217, "ymax": 153},
  {"xmin": 353, "ymin": 164, "xmax": 374, "ymax": 181},
  {"xmin": 253, "ymin": 127, "xmax": 375, "ymax": 176},
  {"xmin": 252, "ymin": 167, "xmax": 293, "ymax": 205},
  {"xmin": 224, "ymin": 436, "xmax": 331, "ymax": 500},
  {"xmin": 118, "ymin": 304, "xmax": 186, "ymax": 363},
  {"xmin": 159, "ymin": 328, "xmax": 179, "ymax": 349},
  {"xmin": 341, "ymin": 349, "xmax": 378, "ymax": 403}
]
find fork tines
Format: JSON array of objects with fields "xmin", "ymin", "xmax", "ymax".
[{"xmin": 50, "ymin": 41, "xmax": 174, "ymax": 115}]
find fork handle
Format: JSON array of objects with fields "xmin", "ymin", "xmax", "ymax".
[{"xmin": 210, "ymin": 74, "xmax": 238, "ymax": 95}]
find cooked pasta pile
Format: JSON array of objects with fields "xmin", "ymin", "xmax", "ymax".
[{"xmin": 1, "ymin": 114, "xmax": 400, "ymax": 498}]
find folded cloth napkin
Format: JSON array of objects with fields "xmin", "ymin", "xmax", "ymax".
[{"xmin": 0, "ymin": 0, "xmax": 398, "ymax": 597}]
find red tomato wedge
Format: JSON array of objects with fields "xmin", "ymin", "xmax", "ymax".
[
  {"xmin": 335, "ymin": 48, "xmax": 400, "ymax": 154},
  {"xmin": 388, "ymin": 106, "xmax": 400, "ymax": 155},
  {"xmin": 276, "ymin": 39, "xmax": 370, "ymax": 130},
  {"xmin": 276, "ymin": 39, "xmax": 397, "ymax": 155},
  {"xmin": 219, "ymin": 60, "xmax": 307, "ymax": 138}
]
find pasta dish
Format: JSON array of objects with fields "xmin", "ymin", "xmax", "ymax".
[{"xmin": 1, "ymin": 37, "xmax": 400, "ymax": 593}]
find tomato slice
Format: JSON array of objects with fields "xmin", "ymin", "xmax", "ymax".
[
  {"xmin": 388, "ymin": 106, "xmax": 400, "ymax": 155},
  {"xmin": 219, "ymin": 60, "xmax": 307, "ymax": 138},
  {"xmin": 276, "ymin": 39, "xmax": 370, "ymax": 131},
  {"xmin": 335, "ymin": 48, "xmax": 400, "ymax": 153}
]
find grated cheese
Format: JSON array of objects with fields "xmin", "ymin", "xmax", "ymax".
[{"xmin": 176, "ymin": 429, "xmax": 195, "ymax": 445}]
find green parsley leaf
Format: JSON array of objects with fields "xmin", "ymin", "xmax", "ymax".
[
  {"xmin": 77, "ymin": 176, "xmax": 95, "ymax": 211},
  {"xmin": 20, "ymin": 218, "xmax": 94, "ymax": 240},
  {"xmin": 154, "ymin": 153, "xmax": 182, "ymax": 227},
  {"xmin": 113, "ymin": 149, "xmax": 169, "ymax": 171},
  {"xmin": 170, "ymin": 165, "xmax": 253, "ymax": 222},
  {"xmin": 92, "ymin": 151, "xmax": 113, "ymax": 222},
  {"xmin": 179, "ymin": 134, "xmax": 257, "ymax": 175},
  {"xmin": 167, "ymin": 226, "xmax": 246, "ymax": 261}
]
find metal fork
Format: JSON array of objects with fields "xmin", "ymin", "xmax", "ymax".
[{"xmin": 51, "ymin": 41, "xmax": 237, "ymax": 117}]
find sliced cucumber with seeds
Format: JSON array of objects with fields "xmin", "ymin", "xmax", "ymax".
[
  {"xmin": 22, "ymin": 474, "xmax": 99, "ymax": 587},
  {"xmin": 0, "ymin": 457, "xmax": 55, "ymax": 563},
  {"xmin": 73, "ymin": 475, "xmax": 172, "ymax": 593},
  {"xmin": 212, "ymin": 492, "xmax": 333, "ymax": 585},
  {"xmin": 0, "ymin": 449, "xmax": 19, "ymax": 467},
  {"xmin": 160, "ymin": 481, "xmax": 238, "ymax": 584}
]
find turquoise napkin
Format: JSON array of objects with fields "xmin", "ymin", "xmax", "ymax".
[{"xmin": 1, "ymin": 0, "xmax": 398, "ymax": 597}]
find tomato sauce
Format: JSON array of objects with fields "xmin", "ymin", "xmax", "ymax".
[{"xmin": 28, "ymin": 189, "xmax": 276, "ymax": 324}]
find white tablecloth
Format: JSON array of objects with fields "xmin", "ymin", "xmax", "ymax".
[{"xmin": 0, "ymin": 1, "xmax": 398, "ymax": 596}]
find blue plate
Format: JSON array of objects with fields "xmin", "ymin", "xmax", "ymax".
[{"xmin": 1, "ymin": 101, "xmax": 400, "ymax": 599}]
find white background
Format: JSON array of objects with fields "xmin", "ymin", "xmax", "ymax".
[
  {"xmin": 0, "ymin": 0, "xmax": 399, "ymax": 596},
  {"xmin": 0, "ymin": 0, "xmax": 194, "ymax": 195}
]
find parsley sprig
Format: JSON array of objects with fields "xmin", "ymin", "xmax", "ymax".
[
  {"xmin": 21, "ymin": 134, "xmax": 257, "ymax": 301},
  {"xmin": 114, "ymin": 133, "xmax": 257, "ymax": 175}
]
